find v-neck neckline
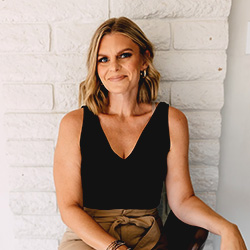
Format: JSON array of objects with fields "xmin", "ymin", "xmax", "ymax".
[{"xmin": 97, "ymin": 103, "xmax": 161, "ymax": 160}]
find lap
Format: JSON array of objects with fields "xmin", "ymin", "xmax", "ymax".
[
  {"xmin": 58, "ymin": 228, "xmax": 94, "ymax": 250},
  {"xmin": 58, "ymin": 208, "xmax": 162, "ymax": 250}
]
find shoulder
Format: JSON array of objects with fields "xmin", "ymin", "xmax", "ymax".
[
  {"xmin": 58, "ymin": 108, "xmax": 84, "ymax": 139},
  {"xmin": 168, "ymin": 106, "xmax": 188, "ymax": 126},
  {"xmin": 61, "ymin": 108, "xmax": 83, "ymax": 126},
  {"xmin": 168, "ymin": 106, "xmax": 189, "ymax": 142},
  {"xmin": 157, "ymin": 102, "xmax": 187, "ymax": 124}
]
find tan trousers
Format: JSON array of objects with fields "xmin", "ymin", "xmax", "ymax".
[{"xmin": 59, "ymin": 207, "xmax": 163, "ymax": 250}]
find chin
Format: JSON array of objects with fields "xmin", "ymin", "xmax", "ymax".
[{"xmin": 104, "ymin": 84, "xmax": 129, "ymax": 93}]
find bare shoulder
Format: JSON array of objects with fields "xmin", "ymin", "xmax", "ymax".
[
  {"xmin": 168, "ymin": 106, "xmax": 188, "ymax": 128},
  {"xmin": 168, "ymin": 106, "xmax": 189, "ymax": 141},
  {"xmin": 60, "ymin": 108, "xmax": 83, "ymax": 129},
  {"xmin": 58, "ymin": 108, "xmax": 84, "ymax": 140}
]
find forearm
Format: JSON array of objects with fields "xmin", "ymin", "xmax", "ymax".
[
  {"xmin": 60, "ymin": 205, "xmax": 127, "ymax": 250},
  {"xmin": 172, "ymin": 195, "xmax": 234, "ymax": 236},
  {"xmin": 173, "ymin": 195, "xmax": 247, "ymax": 249}
]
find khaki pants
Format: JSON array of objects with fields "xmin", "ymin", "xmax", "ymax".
[{"xmin": 59, "ymin": 207, "xmax": 163, "ymax": 250}]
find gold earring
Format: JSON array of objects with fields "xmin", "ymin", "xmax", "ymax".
[{"xmin": 140, "ymin": 69, "xmax": 147, "ymax": 79}]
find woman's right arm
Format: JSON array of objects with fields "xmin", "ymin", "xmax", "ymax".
[{"xmin": 53, "ymin": 109, "xmax": 127, "ymax": 250}]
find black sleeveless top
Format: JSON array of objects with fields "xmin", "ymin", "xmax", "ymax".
[{"xmin": 80, "ymin": 102, "xmax": 170, "ymax": 209}]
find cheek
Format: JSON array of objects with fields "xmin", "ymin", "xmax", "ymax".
[
  {"xmin": 97, "ymin": 66, "xmax": 105, "ymax": 80},
  {"xmin": 97, "ymin": 65, "xmax": 101, "ymax": 75},
  {"xmin": 127, "ymin": 60, "xmax": 142, "ymax": 73}
]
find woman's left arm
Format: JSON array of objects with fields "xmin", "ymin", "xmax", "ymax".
[{"xmin": 166, "ymin": 106, "xmax": 247, "ymax": 250}]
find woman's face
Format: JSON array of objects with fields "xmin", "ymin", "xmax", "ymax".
[{"xmin": 97, "ymin": 33, "xmax": 147, "ymax": 96}]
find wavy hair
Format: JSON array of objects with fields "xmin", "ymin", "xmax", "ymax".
[{"xmin": 79, "ymin": 17, "xmax": 160, "ymax": 114}]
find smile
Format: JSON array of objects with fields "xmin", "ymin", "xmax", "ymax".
[{"xmin": 108, "ymin": 75, "xmax": 126, "ymax": 82}]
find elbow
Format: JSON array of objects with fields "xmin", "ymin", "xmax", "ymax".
[
  {"xmin": 59, "ymin": 209, "xmax": 68, "ymax": 225},
  {"xmin": 169, "ymin": 193, "xmax": 196, "ymax": 219},
  {"xmin": 58, "ymin": 203, "xmax": 83, "ymax": 225},
  {"xmin": 58, "ymin": 206, "xmax": 69, "ymax": 224}
]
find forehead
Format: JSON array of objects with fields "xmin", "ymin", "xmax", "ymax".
[{"xmin": 98, "ymin": 33, "xmax": 140, "ymax": 53}]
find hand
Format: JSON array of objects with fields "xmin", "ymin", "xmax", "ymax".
[
  {"xmin": 117, "ymin": 245, "xmax": 131, "ymax": 250},
  {"xmin": 220, "ymin": 223, "xmax": 247, "ymax": 250}
]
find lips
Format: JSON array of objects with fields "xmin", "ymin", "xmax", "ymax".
[{"xmin": 108, "ymin": 75, "xmax": 126, "ymax": 81}]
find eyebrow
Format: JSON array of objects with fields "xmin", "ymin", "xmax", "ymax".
[{"xmin": 97, "ymin": 48, "xmax": 134, "ymax": 57}]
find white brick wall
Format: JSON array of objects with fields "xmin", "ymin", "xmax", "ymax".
[{"xmin": 1, "ymin": 1, "xmax": 232, "ymax": 249}]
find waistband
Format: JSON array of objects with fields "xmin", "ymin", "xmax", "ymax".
[{"xmin": 84, "ymin": 207, "xmax": 158, "ymax": 218}]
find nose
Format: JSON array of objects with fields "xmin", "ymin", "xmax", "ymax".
[{"xmin": 109, "ymin": 59, "xmax": 121, "ymax": 72}]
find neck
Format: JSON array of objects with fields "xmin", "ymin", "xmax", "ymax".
[
  {"xmin": 106, "ymin": 92, "xmax": 140, "ymax": 117},
  {"xmin": 108, "ymin": 100, "xmax": 139, "ymax": 118}
]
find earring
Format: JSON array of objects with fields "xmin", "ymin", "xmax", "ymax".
[{"xmin": 140, "ymin": 69, "xmax": 147, "ymax": 79}]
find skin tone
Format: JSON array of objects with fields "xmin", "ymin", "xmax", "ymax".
[{"xmin": 53, "ymin": 33, "xmax": 247, "ymax": 250}]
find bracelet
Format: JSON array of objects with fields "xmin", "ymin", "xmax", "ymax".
[{"xmin": 106, "ymin": 240, "xmax": 126, "ymax": 250}]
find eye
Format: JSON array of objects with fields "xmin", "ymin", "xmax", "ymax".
[
  {"xmin": 98, "ymin": 57, "xmax": 109, "ymax": 63},
  {"xmin": 119, "ymin": 52, "xmax": 132, "ymax": 59}
]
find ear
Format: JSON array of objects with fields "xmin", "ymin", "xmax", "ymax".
[{"xmin": 140, "ymin": 50, "xmax": 150, "ymax": 71}]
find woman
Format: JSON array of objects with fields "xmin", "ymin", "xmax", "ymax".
[{"xmin": 53, "ymin": 17, "xmax": 247, "ymax": 250}]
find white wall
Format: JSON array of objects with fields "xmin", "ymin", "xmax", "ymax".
[
  {"xmin": 215, "ymin": 0, "xmax": 250, "ymax": 249},
  {"xmin": 0, "ymin": 1, "xmax": 232, "ymax": 249}
]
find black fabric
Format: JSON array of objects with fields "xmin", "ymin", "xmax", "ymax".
[{"xmin": 80, "ymin": 102, "xmax": 170, "ymax": 209}]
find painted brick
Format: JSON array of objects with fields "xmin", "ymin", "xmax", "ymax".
[
  {"xmin": 196, "ymin": 192, "xmax": 216, "ymax": 210},
  {"xmin": 189, "ymin": 140, "xmax": 220, "ymax": 166},
  {"xmin": 157, "ymin": 82, "xmax": 171, "ymax": 104},
  {"xmin": 203, "ymin": 239, "xmax": 214, "ymax": 250},
  {"xmin": 55, "ymin": 19, "xmax": 170, "ymax": 52},
  {"xmin": 3, "ymin": 84, "xmax": 53, "ymax": 111},
  {"xmin": 9, "ymin": 167, "xmax": 54, "ymax": 192},
  {"xmin": 9, "ymin": 192, "xmax": 57, "ymax": 215},
  {"xmin": 0, "ymin": 0, "xmax": 109, "ymax": 22},
  {"xmin": 13, "ymin": 239, "xmax": 58, "ymax": 250},
  {"xmin": 154, "ymin": 52, "xmax": 227, "ymax": 81},
  {"xmin": 14, "ymin": 215, "xmax": 66, "ymax": 239},
  {"xmin": 0, "ymin": 24, "xmax": 50, "ymax": 52},
  {"xmin": 4, "ymin": 113, "xmax": 64, "ymax": 140},
  {"xmin": 54, "ymin": 84, "xmax": 79, "ymax": 111},
  {"xmin": 173, "ymin": 21, "xmax": 229, "ymax": 50},
  {"xmin": 0, "ymin": 0, "xmax": 231, "ymax": 248},
  {"xmin": 184, "ymin": 111, "xmax": 222, "ymax": 139},
  {"xmin": 0, "ymin": 54, "xmax": 86, "ymax": 83},
  {"xmin": 190, "ymin": 166, "xmax": 219, "ymax": 192},
  {"xmin": 110, "ymin": 0, "xmax": 231, "ymax": 19},
  {"xmin": 171, "ymin": 83, "xmax": 224, "ymax": 110},
  {"xmin": 6, "ymin": 140, "xmax": 54, "ymax": 166},
  {"xmin": 134, "ymin": 19, "xmax": 171, "ymax": 51},
  {"xmin": 207, "ymin": 234, "xmax": 216, "ymax": 249},
  {"xmin": 55, "ymin": 22, "xmax": 103, "ymax": 53}
]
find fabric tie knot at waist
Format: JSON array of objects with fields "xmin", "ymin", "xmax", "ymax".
[
  {"xmin": 83, "ymin": 207, "xmax": 162, "ymax": 250},
  {"xmin": 108, "ymin": 215, "xmax": 161, "ymax": 250},
  {"xmin": 114, "ymin": 215, "xmax": 131, "ymax": 224}
]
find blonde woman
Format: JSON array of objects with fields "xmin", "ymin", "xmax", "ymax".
[{"xmin": 53, "ymin": 17, "xmax": 247, "ymax": 250}]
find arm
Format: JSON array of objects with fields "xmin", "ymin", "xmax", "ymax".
[
  {"xmin": 166, "ymin": 106, "xmax": 247, "ymax": 250},
  {"xmin": 53, "ymin": 109, "xmax": 128, "ymax": 250}
]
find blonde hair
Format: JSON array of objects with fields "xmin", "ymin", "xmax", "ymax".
[{"xmin": 79, "ymin": 17, "xmax": 160, "ymax": 115}]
